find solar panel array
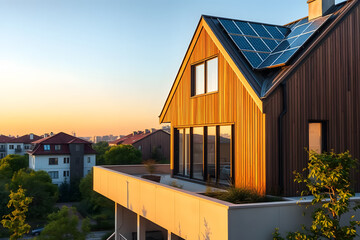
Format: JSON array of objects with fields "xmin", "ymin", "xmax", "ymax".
[{"xmin": 218, "ymin": 15, "xmax": 331, "ymax": 69}]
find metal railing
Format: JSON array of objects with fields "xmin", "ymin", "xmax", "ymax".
[{"xmin": 106, "ymin": 232, "xmax": 127, "ymax": 240}]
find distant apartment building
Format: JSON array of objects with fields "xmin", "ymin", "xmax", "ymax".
[
  {"xmin": 28, "ymin": 132, "xmax": 96, "ymax": 185},
  {"xmin": 93, "ymin": 135, "xmax": 118, "ymax": 143},
  {"xmin": 6, "ymin": 134, "xmax": 42, "ymax": 156},
  {"xmin": 109, "ymin": 129, "xmax": 170, "ymax": 162},
  {"xmin": 0, "ymin": 135, "xmax": 14, "ymax": 159}
]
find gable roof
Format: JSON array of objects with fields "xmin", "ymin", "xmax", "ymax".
[
  {"xmin": 159, "ymin": 0, "xmax": 356, "ymax": 123},
  {"xmin": 29, "ymin": 132, "xmax": 95, "ymax": 155},
  {"xmin": 9, "ymin": 134, "xmax": 42, "ymax": 144},
  {"xmin": 204, "ymin": 0, "xmax": 354, "ymax": 98},
  {"xmin": 32, "ymin": 132, "xmax": 91, "ymax": 145},
  {"xmin": 109, "ymin": 129, "xmax": 169, "ymax": 145},
  {"xmin": 0, "ymin": 135, "xmax": 14, "ymax": 143}
]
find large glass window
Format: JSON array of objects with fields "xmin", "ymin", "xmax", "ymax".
[
  {"xmin": 192, "ymin": 57, "xmax": 218, "ymax": 96},
  {"xmin": 207, "ymin": 126, "xmax": 216, "ymax": 180},
  {"xmin": 176, "ymin": 128, "xmax": 190, "ymax": 176},
  {"xmin": 178, "ymin": 130, "xmax": 183, "ymax": 175},
  {"xmin": 184, "ymin": 128, "xmax": 190, "ymax": 176},
  {"xmin": 193, "ymin": 127, "xmax": 204, "ymax": 180},
  {"xmin": 219, "ymin": 126, "xmax": 231, "ymax": 183},
  {"xmin": 174, "ymin": 125, "xmax": 233, "ymax": 185},
  {"xmin": 206, "ymin": 58, "xmax": 218, "ymax": 93}
]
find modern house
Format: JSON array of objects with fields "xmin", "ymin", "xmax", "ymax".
[
  {"xmin": 29, "ymin": 132, "xmax": 96, "ymax": 185},
  {"xmin": 0, "ymin": 135, "xmax": 14, "ymax": 159},
  {"xmin": 159, "ymin": 0, "xmax": 360, "ymax": 196},
  {"xmin": 109, "ymin": 129, "xmax": 170, "ymax": 162},
  {"xmin": 6, "ymin": 134, "xmax": 42, "ymax": 156},
  {"xmin": 94, "ymin": 0, "xmax": 360, "ymax": 239}
]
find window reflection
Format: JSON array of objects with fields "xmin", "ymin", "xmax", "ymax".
[
  {"xmin": 219, "ymin": 126, "xmax": 231, "ymax": 183},
  {"xmin": 193, "ymin": 127, "xmax": 204, "ymax": 180},
  {"xmin": 207, "ymin": 126, "xmax": 216, "ymax": 180}
]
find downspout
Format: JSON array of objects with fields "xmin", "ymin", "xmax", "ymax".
[{"xmin": 278, "ymin": 81, "xmax": 287, "ymax": 195}]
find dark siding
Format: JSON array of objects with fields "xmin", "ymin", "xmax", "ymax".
[
  {"xmin": 132, "ymin": 131, "xmax": 170, "ymax": 162},
  {"xmin": 264, "ymin": 2, "xmax": 360, "ymax": 196},
  {"xmin": 69, "ymin": 144, "xmax": 84, "ymax": 181}
]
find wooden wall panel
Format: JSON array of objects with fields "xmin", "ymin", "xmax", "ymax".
[
  {"xmin": 265, "ymin": 3, "xmax": 360, "ymax": 196},
  {"xmin": 163, "ymin": 27, "xmax": 266, "ymax": 193}
]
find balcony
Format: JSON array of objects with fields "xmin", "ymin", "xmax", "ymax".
[
  {"xmin": 15, "ymin": 148, "xmax": 22, "ymax": 153},
  {"xmin": 95, "ymin": 165, "xmax": 335, "ymax": 240}
]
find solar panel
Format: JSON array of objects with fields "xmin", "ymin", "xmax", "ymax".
[
  {"xmin": 218, "ymin": 14, "xmax": 331, "ymax": 69},
  {"xmin": 218, "ymin": 18, "xmax": 289, "ymax": 68}
]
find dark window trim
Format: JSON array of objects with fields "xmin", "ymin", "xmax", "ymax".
[{"xmin": 174, "ymin": 124, "xmax": 234, "ymax": 186}]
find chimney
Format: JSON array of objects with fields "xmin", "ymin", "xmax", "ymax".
[
  {"xmin": 30, "ymin": 133, "xmax": 34, "ymax": 140},
  {"xmin": 50, "ymin": 132, "xmax": 54, "ymax": 136},
  {"xmin": 307, "ymin": 0, "xmax": 334, "ymax": 21},
  {"xmin": 144, "ymin": 129, "xmax": 150, "ymax": 134},
  {"xmin": 133, "ymin": 131, "xmax": 137, "ymax": 136},
  {"xmin": 151, "ymin": 128, "xmax": 157, "ymax": 133}
]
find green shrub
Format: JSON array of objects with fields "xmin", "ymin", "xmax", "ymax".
[{"xmin": 274, "ymin": 151, "xmax": 360, "ymax": 240}]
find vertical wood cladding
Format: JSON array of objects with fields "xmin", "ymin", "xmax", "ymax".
[
  {"xmin": 163, "ymin": 28, "xmax": 266, "ymax": 193},
  {"xmin": 264, "ymin": 3, "xmax": 360, "ymax": 196}
]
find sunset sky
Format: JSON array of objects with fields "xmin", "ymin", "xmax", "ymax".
[{"xmin": 0, "ymin": 0, "xmax": 343, "ymax": 137}]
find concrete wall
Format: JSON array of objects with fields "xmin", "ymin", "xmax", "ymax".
[
  {"xmin": 94, "ymin": 166, "xmax": 360, "ymax": 240},
  {"xmin": 94, "ymin": 166, "xmax": 229, "ymax": 240}
]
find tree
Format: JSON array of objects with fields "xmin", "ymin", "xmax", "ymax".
[
  {"xmin": 0, "ymin": 155, "xmax": 28, "ymax": 179},
  {"xmin": 274, "ymin": 151, "xmax": 360, "ymax": 240},
  {"xmin": 10, "ymin": 169, "xmax": 58, "ymax": 219},
  {"xmin": 78, "ymin": 170, "xmax": 113, "ymax": 214},
  {"xmin": 92, "ymin": 141, "xmax": 110, "ymax": 165},
  {"xmin": 1, "ymin": 186, "xmax": 32, "ymax": 240},
  {"xmin": 36, "ymin": 206, "xmax": 90, "ymax": 240},
  {"xmin": 104, "ymin": 145, "xmax": 142, "ymax": 165}
]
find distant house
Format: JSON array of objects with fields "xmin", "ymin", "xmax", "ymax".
[
  {"xmin": 28, "ymin": 132, "xmax": 96, "ymax": 185},
  {"xmin": 0, "ymin": 135, "xmax": 14, "ymax": 159},
  {"xmin": 6, "ymin": 134, "xmax": 42, "ymax": 156},
  {"xmin": 109, "ymin": 129, "xmax": 170, "ymax": 162}
]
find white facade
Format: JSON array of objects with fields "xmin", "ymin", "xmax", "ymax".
[
  {"xmin": 5, "ymin": 143, "xmax": 31, "ymax": 156},
  {"xmin": 29, "ymin": 153, "xmax": 96, "ymax": 185}
]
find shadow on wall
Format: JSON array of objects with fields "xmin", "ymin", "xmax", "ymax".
[{"xmin": 201, "ymin": 218, "xmax": 211, "ymax": 240}]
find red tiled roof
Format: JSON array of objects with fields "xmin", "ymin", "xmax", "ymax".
[
  {"xmin": 32, "ymin": 132, "xmax": 91, "ymax": 144},
  {"xmin": 109, "ymin": 129, "xmax": 169, "ymax": 145},
  {"xmin": 29, "ymin": 132, "xmax": 96, "ymax": 155},
  {"xmin": 0, "ymin": 135, "xmax": 14, "ymax": 143},
  {"xmin": 9, "ymin": 134, "xmax": 42, "ymax": 144}
]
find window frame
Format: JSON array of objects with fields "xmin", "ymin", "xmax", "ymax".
[
  {"xmin": 48, "ymin": 171, "xmax": 59, "ymax": 179},
  {"xmin": 49, "ymin": 158, "xmax": 58, "ymax": 165},
  {"xmin": 191, "ymin": 56, "xmax": 219, "ymax": 97},
  {"xmin": 44, "ymin": 145, "xmax": 50, "ymax": 151},
  {"xmin": 55, "ymin": 145, "xmax": 61, "ymax": 151},
  {"xmin": 174, "ymin": 124, "xmax": 234, "ymax": 185}
]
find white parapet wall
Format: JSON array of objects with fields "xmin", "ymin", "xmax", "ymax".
[{"xmin": 93, "ymin": 166, "xmax": 360, "ymax": 240}]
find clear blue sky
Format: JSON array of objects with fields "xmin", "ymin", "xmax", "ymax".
[{"xmin": 0, "ymin": 0, "xmax": 343, "ymax": 136}]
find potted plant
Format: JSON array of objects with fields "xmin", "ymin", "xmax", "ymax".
[{"xmin": 141, "ymin": 159, "xmax": 161, "ymax": 182}]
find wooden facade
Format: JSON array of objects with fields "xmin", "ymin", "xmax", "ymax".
[
  {"xmin": 264, "ymin": 1, "xmax": 360, "ymax": 196},
  {"xmin": 161, "ymin": 22, "xmax": 266, "ymax": 193},
  {"xmin": 161, "ymin": 0, "xmax": 360, "ymax": 196}
]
